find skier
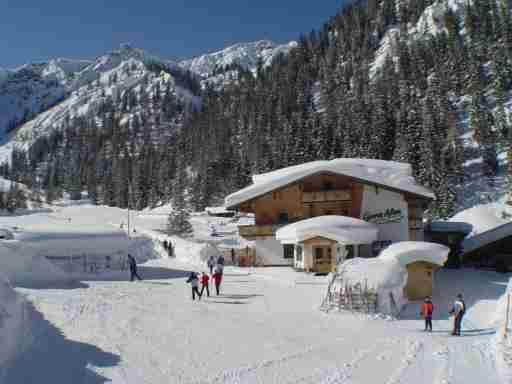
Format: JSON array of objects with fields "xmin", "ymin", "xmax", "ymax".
[
  {"xmin": 200, "ymin": 272, "xmax": 210, "ymax": 297},
  {"xmin": 127, "ymin": 254, "xmax": 142, "ymax": 282},
  {"xmin": 163, "ymin": 240, "xmax": 168, "ymax": 250},
  {"xmin": 186, "ymin": 272, "xmax": 201, "ymax": 301},
  {"xmin": 420, "ymin": 296, "xmax": 434, "ymax": 332},
  {"xmin": 207, "ymin": 255, "xmax": 215, "ymax": 275},
  {"xmin": 217, "ymin": 254, "xmax": 225, "ymax": 275},
  {"xmin": 168, "ymin": 241, "xmax": 174, "ymax": 257},
  {"xmin": 212, "ymin": 268, "xmax": 223, "ymax": 295},
  {"xmin": 449, "ymin": 293, "xmax": 465, "ymax": 336}
]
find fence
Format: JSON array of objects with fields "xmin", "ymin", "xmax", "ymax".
[
  {"xmin": 322, "ymin": 275, "xmax": 378, "ymax": 314},
  {"xmin": 45, "ymin": 253, "xmax": 129, "ymax": 275},
  {"xmin": 505, "ymin": 293, "xmax": 511, "ymax": 339}
]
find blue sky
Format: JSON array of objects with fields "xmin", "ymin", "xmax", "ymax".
[{"xmin": 1, "ymin": 0, "xmax": 342, "ymax": 68}]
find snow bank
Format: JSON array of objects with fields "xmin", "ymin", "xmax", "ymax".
[
  {"xmin": 0, "ymin": 274, "xmax": 30, "ymax": 379},
  {"xmin": 276, "ymin": 216, "xmax": 378, "ymax": 244},
  {"xmin": 0, "ymin": 240, "xmax": 70, "ymax": 287},
  {"xmin": 494, "ymin": 277, "xmax": 512, "ymax": 382},
  {"xmin": 226, "ymin": 158, "xmax": 434, "ymax": 208}
]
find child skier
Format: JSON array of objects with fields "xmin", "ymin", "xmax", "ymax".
[
  {"xmin": 200, "ymin": 272, "xmax": 210, "ymax": 297},
  {"xmin": 420, "ymin": 296, "xmax": 434, "ymax": 332},
  {"xmin": 186, "ymin": 272, "xmax": 201, "ymax": 301}
]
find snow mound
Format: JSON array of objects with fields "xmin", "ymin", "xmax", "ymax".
[
  {"xmin": 276, "ymin": 215, "xmax": 378, "ymax": 244},
  {"xmin": 226, "ymin": 158, "xmax": 434, "ymax": 208},
  {"xmin": 494, "ymin": 277, "xmax": 512, "ymax": 382},
  {"xmin": 334, "ymin": 242, "xmax": 449, "ymax": 315},
  {"xmin": 379, "ymin": 241, "xmax": 449, "ymax": 267},
  {"xmin": 336, "ymin": 257, "xmax": 406, "ymax": 315},
  {"xmin": 0, "ymin": 240, "xmax": 69, "ymax": 288}
]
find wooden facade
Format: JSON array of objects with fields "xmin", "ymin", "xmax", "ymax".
[
  {"xmin": 239, "ymin": 173, "xmax": 367, "ymax": 228},
  {"xmin": 238, "ymin": 172, "xmax": 430, "ymax": 242}
]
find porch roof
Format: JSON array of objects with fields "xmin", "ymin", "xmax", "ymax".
[{"xmin": 275, "ymin": 215, "xmax": 379, "ymax": 245}]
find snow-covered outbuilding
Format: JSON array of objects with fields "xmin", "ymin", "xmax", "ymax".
[
  {"xmin": 327, "ymin": 241, "xmax": 449, "ymax": 314},
  {"xmin": 276, "ymin": 216, "xmax": 378, "ymax": 273},
  {"xmin": 225, "ymin": 159, "xmax": 434, "ymax": 267}
]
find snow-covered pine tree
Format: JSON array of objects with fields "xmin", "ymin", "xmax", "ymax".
[{"xmin": 166, "ymin": 165, "xmax": 193, "ymax": 237}]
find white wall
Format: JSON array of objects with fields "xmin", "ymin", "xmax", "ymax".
[
  {"xmin": 255, "ymin": 237, "xmax": 292, "ymax": 266},
  {"xmin": 360, "ymin": 186, "xmax": 409, "ymax": 243}
]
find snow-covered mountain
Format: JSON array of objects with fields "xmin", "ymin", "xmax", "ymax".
[
  {"xmin": 0, "ymin": 44, "xmax": 203, "ymax": 161},
  {"xmin": 0, "ymin": 40, "xmax": 297, "ymax": 160},
  {"xmin": 179, "ymin": 40, "xmax": 297, "ymax": 86}
]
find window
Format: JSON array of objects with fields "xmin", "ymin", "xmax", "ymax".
[
  {"xmin": 278, "ymin": 211, "xmax": 289, "ymax": 224},
  {"xmin": 283, "ymin": 245, "xmax": 294, "ymax": 259},
  {"xmin": 315, "ymin": 247, "xmax": 324, "ymax": 260},
  {"xmin": 295, "ymin": 246, "xmax": 303, "ymax": 262},
  {"xmin": 322, "ymin": 181, "xmax": 334, "ymax": 191},
  {"xmin": 345, "ymin": 245, "xmax": 354, "ymax": 259}
]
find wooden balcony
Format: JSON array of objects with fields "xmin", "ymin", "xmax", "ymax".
[
  {"xmin": 302, "ymin": 190, "xmax": 351, "ymax": 203},
  {"xmin": 238, "ymin": 225, "xmax": 278, "ymax": 239}
]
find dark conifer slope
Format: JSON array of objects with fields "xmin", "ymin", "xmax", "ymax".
[{"xmin": 5, "ymin": 0, "xmax": 512, "ymax": 219}]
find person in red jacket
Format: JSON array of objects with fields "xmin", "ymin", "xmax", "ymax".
[
  {"xmin": 421, "ymin": 296, "xmax": 434, "ymax": 332},
  {"xmin": 200, "ymin": 272, "xmax": 210, "ymax": 297},
  {"xmin": 212, "ymin": 269, "xmax": 222, "ymax": 296}
]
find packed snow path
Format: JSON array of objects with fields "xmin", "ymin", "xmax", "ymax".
[{"xmin": 5, "ymin": 263, "xmax": 509, "ymax": 384}]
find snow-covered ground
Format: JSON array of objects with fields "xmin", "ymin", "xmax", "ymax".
[
  {"xmin": 0, "ymin": 203, "xmax": 510, "ymax": 383},
  {"xmin": 3, "ymin": 259, "xmax": 510, "ymax": 383}
]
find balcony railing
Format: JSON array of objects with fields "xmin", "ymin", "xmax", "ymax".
[
  {"xmin": 238, "ymin": 225, "xmax": 278, "ymax": 238},
  {"xmin": 302, "ymin": 190, "xmax": 351, "ymax": 203}
]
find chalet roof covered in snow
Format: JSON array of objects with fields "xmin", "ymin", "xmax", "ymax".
[
  {"xmin": 275, "ymin": 216, "xmax": 379, "ymax": 244},
  {"xmin": 225, "ymin": 159, "xmax": 435, "ymax": 208},
  {"xmin": 462, "ymin": 222, "xmax": 512, "ymax": 255},
  {"xmin": 379, "ymin": 241, "xmax": 449, "ymax": 267}
]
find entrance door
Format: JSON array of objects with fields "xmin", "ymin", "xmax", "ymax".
[
  {"xmin": 314, "ymin": 246, "xmax": 333, "ymax": 273},
  {"xmin": 404, "ymin": 262, "xmax": 434, "ymax": 300}
]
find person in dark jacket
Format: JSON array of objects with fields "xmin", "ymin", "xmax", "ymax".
[
  {"xmin": 207, "ymin": 256, "xmax": 215, "ymax": 275},
  {"xmin": 186, "ymin": 272, "xmax": 201, "ymax": 300},
  {"xmin": 217, "ymin": 255, "xmax": 225, "ymax": 267},
  {"xmin": 127, "ymin": 254, "xmax": 142, "ymax": 281},
  {"xmin": 200, "ymin": 272, "xmax": 210, "ymax": 297},
  {"xmin": 420, "ymin": 296, "xmax": 434, "ymax": 332},
  {"xmin": 231, "ymin": 248, "xmax": 236, "ymax": 265},
  {"xmin": 212, "ymin": 269, "xmax": 222, "ymax": 295},
  {"xmin": 449, "ymin": 293, "xmax": 465, "ymax": 336}
]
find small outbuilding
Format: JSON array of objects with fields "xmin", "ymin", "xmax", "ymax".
[
  {"xmin": 326, "ymin": 241, "xmax": 449, "ymax": 315},
  {"xmin": 276, "ymin": 216, "xmax": 379, "ymax": 273},
  {"xmin": 379, "ymin": 242, "xmax": 449, "ymax": 300}
]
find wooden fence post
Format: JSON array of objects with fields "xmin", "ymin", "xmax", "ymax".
[{"xmin": 505, "ymin": 293, "xmax": 511, "ymax": 339}]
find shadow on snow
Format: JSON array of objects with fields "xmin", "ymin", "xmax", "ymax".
[{"xmin": 4, "ymin": 302, "xmax": 120, "ymax": 384}]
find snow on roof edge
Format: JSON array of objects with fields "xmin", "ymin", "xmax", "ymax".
[
  {"xmin": 226, "ymin": 159, "xmax": 435, "ymax": 208},
  {"xmin": 462, "ymin": 221, "xmax": 512, "ymax": 254}
]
